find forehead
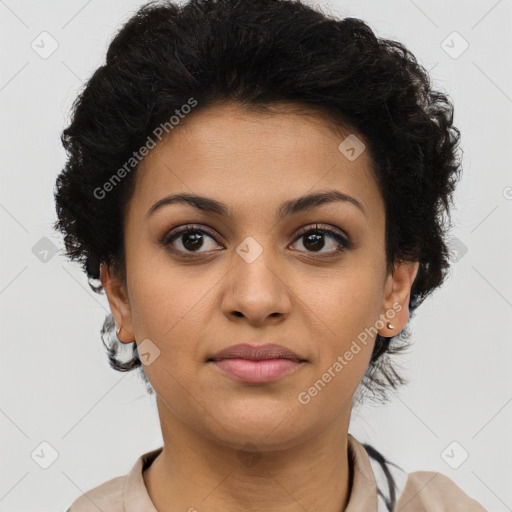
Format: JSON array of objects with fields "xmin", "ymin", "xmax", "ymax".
[{"xmin": 129, "ymin": 102, "xmax": 383, "ymax": 223}]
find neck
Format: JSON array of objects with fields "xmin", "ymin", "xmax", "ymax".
[{"xmin": 143, "ymin": 398, "xmax": 353, "ymax": 512}]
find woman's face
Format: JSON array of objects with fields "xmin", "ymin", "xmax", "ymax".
[{"xmin": 102, "ymin": 101, "xmax": 418, "ymax": 450}]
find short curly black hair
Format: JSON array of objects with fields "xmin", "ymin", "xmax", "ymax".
[{"xmin": 54, "ymin": 0, "xmax": 462, "ymax": 402}]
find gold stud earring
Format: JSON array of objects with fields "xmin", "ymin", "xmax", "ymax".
[{"xmin": 386, "ymin": 321, "xmax": 394, "ymax": 330}]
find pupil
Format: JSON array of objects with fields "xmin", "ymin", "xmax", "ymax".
[
  {"xmin": 183, "ymin": 232, "xmax": 203, "ymax": 251},
  {"xmin": 304, "ymin": 232, "xmax": 324, "ymax": 251}
]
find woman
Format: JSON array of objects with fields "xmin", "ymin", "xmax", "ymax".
[{"xmin": 55, "ymin": 0, "xmax": 487, "ymax": 510}]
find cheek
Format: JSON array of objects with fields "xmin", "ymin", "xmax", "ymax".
[
  {"xmin": 127, "ymin": 272, "xmax": 210, "ymax": 400},
  {"xmin": 296, "ymin": 283, "xmax": 377, "ymax": 411},
  {"xmin": 295, "ymin": 267, "xmax": 382, "ymax": 393},
  {"xmin": 300, "ymin": 265, "xmax": 383, "ymax": 340},
  {"xmin": 126, "ymin": 246, "xmax": 214, "ymax": 339}
]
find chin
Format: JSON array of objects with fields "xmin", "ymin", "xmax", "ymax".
[{"xmin": 202, "ymin": 407, "xmax": 311, "ymax": 451}]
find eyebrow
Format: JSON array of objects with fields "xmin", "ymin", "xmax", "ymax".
[{"xmin": 146, "ymin": 190, "xmax": 366, "ymax": 220}]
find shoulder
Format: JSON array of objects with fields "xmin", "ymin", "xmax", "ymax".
[
  {"xmin": 65, "ymin": 474, "xmax": 126, "ymax": 512},
  {"xmin": 359, "ymin": 439, "xmax": 487, "ymax": 512},
  {"xmin": 65, "ymin": 446, "xmax": 162, "ymax": 512},
  {"xmin": 396, "ymin": 470, "xmax": 488, "ymax": 511}
]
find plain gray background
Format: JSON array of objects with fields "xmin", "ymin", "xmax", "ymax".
[{"xmin": 1, "ymin": 0, "xmax": 511, "ymax": 510}]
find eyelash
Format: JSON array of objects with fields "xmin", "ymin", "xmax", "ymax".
[{"xmin": 159, "ymin": 223, "xmax": 351, "ymax": 259}]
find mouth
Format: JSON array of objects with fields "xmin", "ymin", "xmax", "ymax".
[{"xmin": 207, "ymin": 343, "xmax": 306, "ymax": 384}]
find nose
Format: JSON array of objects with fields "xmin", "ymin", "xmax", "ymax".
[{"xmin": 221, "ymin": 247, "xmax": 292, "ymax": 327}]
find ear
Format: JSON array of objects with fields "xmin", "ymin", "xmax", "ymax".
[
  {"xmin": 100, "ymin": 262, "xmax": 135, "ymax": 344},
  {"xmin": 378, "ymin": 260, "xmax": 420, "ymax": 336}
]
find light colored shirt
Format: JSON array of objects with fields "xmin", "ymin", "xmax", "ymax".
[{"xmin": 66, "ymin": 434, "xmax": 487, "ymax": 511}]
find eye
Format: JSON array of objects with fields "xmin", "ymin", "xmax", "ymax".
[
  {"xmin": 161, "ymin": 225, "xmax": 223, "ymax": 256},
  {"xmin": 160, "ymin": 223, "xmax": 350, "ymax": 258},
  {"xmin": 290, "ymin": 224, "xmax": 350, "ymax": 255}
]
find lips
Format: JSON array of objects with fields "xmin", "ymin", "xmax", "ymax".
[
  {"xmin": 208, "ymin": 343, "xmax": 303, "ymax": 362},
  {"xmin": 207, "ymin": 343, "xmax": 305, "ymax": 384}
]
